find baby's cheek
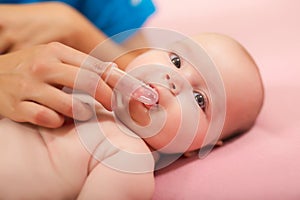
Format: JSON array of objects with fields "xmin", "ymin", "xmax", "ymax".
[
  {"xmin": 188, "ymin": 116, "xmax": 211, "ymax": 151},
  {"xmin": 143, "ymin": 126, "xmax": 178, "ymax": 151},
  {"xmin": 144, "ymin": 108, "xmax": 181, "ymax": 150}
]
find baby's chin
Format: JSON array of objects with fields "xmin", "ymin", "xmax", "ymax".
[{"xmin": 128, "ymin": 99, "xmax": 151, "ymax": 126}]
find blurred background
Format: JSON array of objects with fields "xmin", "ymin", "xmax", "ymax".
[
  {"xmin": 146, "ymin": 0, "xmax": 300, "ymax": 86},
  {"xmin": 145, "ymin": 1, "xmax": 300, "ymax": 199}
]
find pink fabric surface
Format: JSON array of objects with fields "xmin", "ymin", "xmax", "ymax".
[{"xmin": 145, "ymin": 0, "xmax": 300, "ymax": 199}]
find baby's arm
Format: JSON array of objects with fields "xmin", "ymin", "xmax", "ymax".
[
  {"xmin": 76, "ymin": 111, "xmax": 155, "ymax": 199},
  {"xmin": 77, "ymin": 163, "xmax": 154, "ymax": 200}
]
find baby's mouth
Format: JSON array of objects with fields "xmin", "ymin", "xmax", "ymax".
[
  {"xmin": 127, "ymin": 84, "xmax": 159, "ymax": 126},
  {"xmin": 129, "ymin": 82, "xmax": 158, "ymax": 107},
  {"xmin": 143, "ymin": 84, "xmax": 159, "ymax": 109}
]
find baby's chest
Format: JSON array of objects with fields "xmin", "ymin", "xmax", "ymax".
[
  {"xmin": 85, "ymin": 117, "xmax": 155, "ymax": 174},
  {"xmin": 0, "ymin": 119, "xmax": 87, "ymax": 199}
]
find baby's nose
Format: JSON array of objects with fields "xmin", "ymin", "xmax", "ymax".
[{"xmin": 165, "ymin": 73, "xmax": 184, "ymax": 95}]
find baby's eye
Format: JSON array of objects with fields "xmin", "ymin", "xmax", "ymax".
[
  {"xmin": 170, "ymin": 53, "xmax": 181, "ymax": 68},
  {"xmin": 193, "ymin": 91, "xmax": 206, "ymax": 111}
]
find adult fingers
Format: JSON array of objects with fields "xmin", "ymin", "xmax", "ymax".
[
  {"xmin": 72, "ymin": 68, "xmax": 114, "ymax": 111},
  {"xmin": 52, "ymin": 42, "xmax": 114, "ymax": 75},
  {"xmin": 9, "ymin": 28, "xmax": 66, "ymax": 52},
  {"xmin": 13, "ymin": 101, "xmax": 64, "ymax": 128},
  {"xmin": 50, "ymin": 42, "xmax": 94, "ymax": 67},
  {"xmin": 28, "ymin": 84, "xmax": 93, "ymax": 121},
  {"xmin": 0, "ymin": 33, "xmax": 12, "ymax": 54},
  {"xmin": 3, "ymin": 25, "xmax": 37, "ymax": 52},
  {"xmin": 46, "ymin": 63, "xmax": 113, "ymax": 111}
]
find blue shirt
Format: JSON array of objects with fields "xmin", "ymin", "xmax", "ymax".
[{"xmin": 0, "ymin": 0, "xmax": 156, "ymax": 42}]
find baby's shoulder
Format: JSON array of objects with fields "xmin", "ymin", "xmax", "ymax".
[
  {"xmin": 95, "ymin": 109, "xmax": 151, "ymax": 152},
  {"xmin": 85, "ymin": 110, "xmax": 154, "ymax": 173}
]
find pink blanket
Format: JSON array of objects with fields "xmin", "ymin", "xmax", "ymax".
[{"xmin": 146, "ymin": 0, "xmax": 300, "ymax": 199}]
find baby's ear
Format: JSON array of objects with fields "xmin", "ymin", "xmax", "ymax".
[
  {"xmin": 152, "ymin": 151, "xmax": 160, "ymax": 163},
  {"xmin": 216, "ymin": 140, "xmax": 224, "ymax": 146},
  {"xmin": 183, "ymin": 150, "xmax": 198, "ymax": 157},
  {"xmin": 183, "ymin": 140, "xmax": 224, "ymax": 157}
]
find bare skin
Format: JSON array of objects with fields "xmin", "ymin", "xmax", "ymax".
[
  {"xmin": 0, "ymin": 2, "xmax": 150, "ymax": 128},
  {"xmin": 0, "ymin": 43, "xmax": 114, "ymax": 128},
  {"xmin": 0, "ymin": 33, "xmax": 264, "ymax": 199},
  {"xmin": 0, "ymin": 109, "xmax": 155, "ymax": 199}
]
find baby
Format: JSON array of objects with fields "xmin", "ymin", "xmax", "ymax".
[{"xmin": 0, "ymin": 33, "xmax": 264, "ymax": 199}]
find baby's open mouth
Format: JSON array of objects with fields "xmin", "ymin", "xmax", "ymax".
[
  {"xmin": 130, "ymin": 82, "xmax": 159, "ymax": 106},
  {"xmin": 143, "ymin": 84, "xmax": 159, "ymax": 109}
]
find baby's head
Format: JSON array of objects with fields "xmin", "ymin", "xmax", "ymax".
[
  {"xmin": 194, "ymin": 33, "xmax": 264, "ymax": 139},
  {"xmin": 120, "ymin": 33, "xmax": 264, "ymax": 154}
]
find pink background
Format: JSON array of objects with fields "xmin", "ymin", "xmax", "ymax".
[{"xmin": 145, "ymin": 0, "xmax": 300, "ymax": 199}]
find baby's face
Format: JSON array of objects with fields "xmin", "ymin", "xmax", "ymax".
[
  {"xmin": 121, "ymin": 33, "xmax": 263, "ymax": 154},
  {"xmin": 124, "ymin": 49, "xmax": 212, "ymax": 153}
]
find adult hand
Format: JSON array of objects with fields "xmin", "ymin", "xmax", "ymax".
[
  {"xmin": 0, "ymin": 42, "xmax": 114, "ymax": 128},
  {"xmin": 0, "ymin": 2, "xmax": 100, "ymax": 54}
]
